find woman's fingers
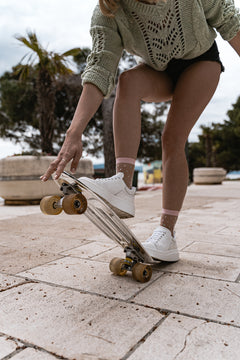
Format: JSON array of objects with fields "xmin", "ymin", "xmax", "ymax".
[
  {"xmin": 41, "ymin": 148, "xmax": 82, "ymax": 182},
  {"xmin": 70, "ymin": 147, "xmax": 82, "ymax": 174},
  {"xmin": 54, "ymin": 157, "xmax": 69, "ymax": 179},
  {"xmin": 40, "ymin": 157, "xmax": 60, "ymax": 181},
  {"xmin": 40, "ymin": 154, "xmax": 70, "ymax": 181},
  {"xmin": 41, "ymin": 137, "xmax": 83, "ymax": 182}
]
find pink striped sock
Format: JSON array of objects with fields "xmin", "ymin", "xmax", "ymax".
[
  {"xmin": 116, "ymin": 158, "xmax": 135, "ymax": 188},
  {"xmin": 160, "ymin": 208, "xmax": 180, "ymax": 235},
  {"xmin": 116, "ymin": 157, "xmax": 136, "ymax": 165},
  {"xmin": 162, "ymin": 208, "xmax": 179, "ymax": 216}
]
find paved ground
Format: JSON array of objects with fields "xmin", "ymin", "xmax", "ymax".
[{"xmin": 0, "ymin": 181, "xmax": 240, "ymax": 360}]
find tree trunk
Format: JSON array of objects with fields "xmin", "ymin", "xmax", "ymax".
[
  {"xmin": 102, "ymin": 89, "xmax": 116, "ymax": 177},
  {"xmin": 205, "ymin": 133, "xmax": 213, "ymax": 167},
  {"xmin": 37, "ymin": 69, "xmax": 55, "ymax": 154}
]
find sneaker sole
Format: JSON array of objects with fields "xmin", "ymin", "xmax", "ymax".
[
  {"xmin": 98, "ymin": 195, "xmax": 134, "ymax": 219},
  {"xmin": 143, "ymin": 245, "xmax": 179, "ymax": 262},
  {"xmin": 80, "ymin": 179, "xmax": 135, "ymax": 219}
]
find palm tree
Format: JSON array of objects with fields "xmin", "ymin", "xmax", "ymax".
[{"xmin": 15, "ymin": 31, "xmax": 81, "ymax": 154}]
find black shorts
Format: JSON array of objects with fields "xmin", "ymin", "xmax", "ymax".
[{"xmin": 165, "ymin": 41, "xmax": 225, "ymax": 87}]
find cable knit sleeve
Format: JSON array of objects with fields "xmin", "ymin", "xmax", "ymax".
[
  {"xmin": 81, "ymin": 6, "xmax": 124, "ymax": 98},
  {"xmin": 201, "ymin": 0, "xmax": 240, "ymax": 41}
]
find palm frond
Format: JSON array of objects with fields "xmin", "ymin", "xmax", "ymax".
[
  {"xmin": 19, "ymin": 51, "xmax": 32, "ymax": 64},
  {"xmin": 61, "ymin": 48, "xmax": 82, "ymax": 57},
  {"xmin": 14, "ymin": 64, "xmax": 31, "ymax": 81},
  {"xmin": 14, "ymin": 31, "xmax": 82, "ymax": 80},
  {"xmin": 15, "ymin": 31, "xmax": 45, "ymax": 62}
]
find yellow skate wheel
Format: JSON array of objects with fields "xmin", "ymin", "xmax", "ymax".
[
  {"xmin": 62, "ymin": 193, "xmax": 87, "ymax": 214},
  {"xmin": 40, "ymin": 196, "xmax": 62, "ymax": 215},
  {"xmin": 109, "ymin": 257, "xmax": 127, "ymax": 276},
  {"xmin": 132, "ymin": 263, "xmax": 152, "ymax": 283}
]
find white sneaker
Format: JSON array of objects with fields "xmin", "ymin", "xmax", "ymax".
[
  {"xmin": 142, "ymin": 225, "xmax": 179, "ymax": 262},
  {"xmin": 79, "ymin": 172, "xmax": 136, "ymax": 218}
]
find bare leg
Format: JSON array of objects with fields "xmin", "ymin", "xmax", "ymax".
[
  {"xmin": 161, "ymin": 61, "xmax": 221, "ymax": 234},
  {"xmin": 113, "ymin": 64, "xmax": 172, "ymax": 187},
  {"xmin": 113, "ymin": 61, "xmax": 221, "ymax": 235}
]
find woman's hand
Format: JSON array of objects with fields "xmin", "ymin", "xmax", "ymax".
[
  {"xmin": 41, "ymin": 131, "xmax": 83, "ymax": 181},
  {"xmin": 41, "ymin": 83, "xmax": 104, "ymax": 182}
]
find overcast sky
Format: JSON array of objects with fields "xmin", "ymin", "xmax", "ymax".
[{"xmin": 0, "ymin": 0, "xmax": 239, "ymax": 160}]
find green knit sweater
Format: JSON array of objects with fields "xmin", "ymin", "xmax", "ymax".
[{"xmin": 81, "ymin": 0, "xmax": 240, "ymax": 97}]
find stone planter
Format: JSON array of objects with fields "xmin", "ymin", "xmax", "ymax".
[
  {"xmin": 0, "ymin": 156, "xmax": 94, "ymax": 205},
  {"xmin": 193, "ymin": 167, "xmax": 227, "ymax": 185}
]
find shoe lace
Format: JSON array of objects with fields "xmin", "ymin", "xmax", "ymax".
[
  {"xmin": 147, "ymin": 229, "xmax": 165, "ymax": 244},
  {"xmin": 96, "ymin": 173, "xmax": 124, "ymax": 184},
  {"xmin": 96, "ymin": 176, "xmax": 118, "ymax": 183}
]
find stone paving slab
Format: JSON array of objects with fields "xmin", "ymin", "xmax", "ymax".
[
  {"xmin": 175, "ymin": 220, "xmax": 227, "ymax": 237},
  {"xmin": 0, "ymin": 204, "xmax": 40, "ymax": 220},
  {"xmin": 128, "ymin": 313, "xmax": 240, "ymax": 360},
  {"xmin": 0, "ymin": 212, "xmax": 98, "ymax": 244},
  {"xmin": 0, "ymin": 181, "xmax": 239, "ymax": 359},
  {"xmin": 0, "ymin": 245, "xmax": 63, "ymax": 275},
  {"xmin": 156, "ymin": 251, "xmax": 240, "ymax": 281},
  {"xmin": 177, "ymin": 216, "xmax": 227, "ymax": 232},
  {"xmin": 179, "ymin": 214, "xmax": 239, "ymax": 232},
  {"xmin": 216, "ymin": 225, "xmax": 240, "ymax": 237},
  {"xmin": 18, "ymin": 257, "xmax": 163, "ymax": 300},
  {"xmin": 0, "ymin": 334, "xmax": 22, "ymax": 359},
  {"xmin": 93, "ymin": 248, "xmax": 240, "ymax": 282},
  {"xmin": 0, "ymin": 282, "xmax": 162, "ymax": 360},
  {"xmin": 60, "ymin": 241, "xmax": 116, "ymax": 259},
  {"xmin": 91, "ymin": 246, "xmax": 123, "ymax": 263},
  {"xmin": 10, "ymin": 348, "xmax": 59, "ymax": 359},
  {"xmin": 186, "ymin": 182, "xmax": 240, "ymax": 199},
  {"xmin": 0, "ymin": 233, "xmax": 90, "ymax": 256},
  {"xmin": 184, "ymin": 241, "xmax": 240, "ymax": 258},
  {"xmin": 133, "ymin": 273, "xmax": 240, "ymax": 325},
  {"xmin": 84, "ymin": 232, "xmax": 117, "ymax": 244},
  {"xmin": 0, "ymin": 274, "xmax": 27, "ymax": 291},
  {"xmin": 175, "ymin": 223, "xmax": 240, "ymax": 245}
]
